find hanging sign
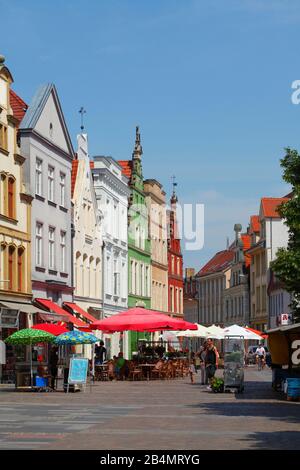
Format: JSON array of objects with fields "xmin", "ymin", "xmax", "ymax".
[{"xmin": 68, "ymin": 357, "xmax": 89, "ymax": 384}]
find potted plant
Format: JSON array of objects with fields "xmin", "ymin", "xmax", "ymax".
[{"xmin": 211, "ymin": 377, "xmax": 224, "ymax": 393}]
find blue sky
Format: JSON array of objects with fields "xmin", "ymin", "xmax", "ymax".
[{"xmin": 1, "ymin": 0, "xmax": 300, "ymax": 270}]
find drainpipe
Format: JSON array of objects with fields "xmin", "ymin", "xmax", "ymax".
[{"xmin": 71, "ymin": 217, "xmax": 75, "ymax": 302}]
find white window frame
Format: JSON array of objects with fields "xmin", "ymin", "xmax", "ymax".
[
  {"xmin": 60, "ymin": 172, "xmax": 66, "ymax": 207},
  {"xmin": 60, "ymin": 231, "xmax": 66, "ymax": 272},
  {"xmin": 48, "ymin": 226, "xmax": 55, "ymax": 269},
  {"xmin": 48, "ymin": 166, "xmax": 55, "ymax": 202},
  {"xmin": 35, "ymin": 222, "xmax": 43, "ymax": 266},
  {"xmin": 35, "ymin": 158, "xmax": 43, "ymax": 196}
]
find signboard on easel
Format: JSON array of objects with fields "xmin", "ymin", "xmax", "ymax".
[{"xmin": 68, "ymin": 357, "xmax": 89, "ymax": 385}]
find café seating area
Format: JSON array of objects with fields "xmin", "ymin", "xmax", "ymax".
[{"xmin": 94, "ymin": 358, "xmax": 190, "ymax": 382}]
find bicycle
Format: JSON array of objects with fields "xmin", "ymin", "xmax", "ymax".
[{"xmin": 256, "ymin": 354, "xmax": 265, "ymax": 371}]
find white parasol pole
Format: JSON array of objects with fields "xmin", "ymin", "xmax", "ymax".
[{"xmin": 30, "ymin": 339, "xmax": 33, "ymax": 387}]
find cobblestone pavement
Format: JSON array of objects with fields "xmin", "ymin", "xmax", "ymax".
[{"xmin": 0, "ymin": 367, "xmax": 299, "ymax": 450}]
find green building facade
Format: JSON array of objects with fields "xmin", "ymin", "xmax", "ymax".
[{"xmin": 125, "ymin": 127, "xmax": 152, "ymax": 357}]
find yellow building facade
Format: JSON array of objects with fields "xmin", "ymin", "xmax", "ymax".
[{"xmin": 0, "ymin": 56, "xmax": 32, "ymax": 303}]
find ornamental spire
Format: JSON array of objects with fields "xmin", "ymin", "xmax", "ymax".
[
  {"xmin": 171, "ymin": 175, "xmax": 178, "ymax": 204},
  {"xmin": 132, "ymin": 125, "xmax": 143, "ymax": 160}
]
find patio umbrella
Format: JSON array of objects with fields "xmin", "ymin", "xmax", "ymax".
[
  {"xmin": 91, "ymin": 307, "xmax": 197, "ymax": 333},
  {"xmin": 31, "ymin": 323, "xmax": 69, "ymax": 336},
  {"xmin": 5, "ymin": 328, "xmax": 55, "ymax": 386},
  {"xmin": 223, "ymin": 324, "xmax": 263, "ymax": 340},
  {"xmin": 206, "ymin": 324, "xmax": 225, "ymax": 338},
  {"xmin": 176, "ymin": 324, "xmax": 211, "ymax": 338},
  {"xmin": 54, "ymin": 330, "xmax": 98, "ymax": 345},
  {"xmin": 246, "ymin": 326, "xmax": 268, "ymax": 339}
]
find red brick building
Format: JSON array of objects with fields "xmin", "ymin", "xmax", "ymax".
[{"xmin": 167, "ymin": 189, "xmax": 183, "ymax": 317}]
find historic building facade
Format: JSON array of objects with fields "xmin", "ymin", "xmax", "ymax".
[
  {"xmin": 167, "ymin": 189, "xmax": 183, "ymax": 317},
  {"xmin": 144, "ymin": 179, "xmax": 168, "ymax": 313},
  {"xmin": 197, "ymin": 249, "xmax": 234, "ymax": 326},
  {"xmin": 118, "ymin": 127, "xmax": 151, "ymax": 356},
  {"xmin": 0, "ymin": 57, "xmax": 32, "ymax": 305},
  {"xmin": 247, "ymin": 198, "xmax": 290, "ymax": 331},
  {"xmin": 70, "ymin": 133, "xmax": 103, "ymax": 320},
  {"xmin": 183, "ymin": 268, "xmax": 199, "ymax": 324},
  {"xmin": 19, "ymin": 83, "xmax": 74, "ymax": 308},
  {"xmin": 223, "ymin": 224, "xmax": 251, "ymax": 326},
  {"xmin": 0, "ymin": 57, "xmax": 33, "ymax": 383},
  {"xmin": 92, "ymin": 155, "xmax": 129, "ymax": 357}
]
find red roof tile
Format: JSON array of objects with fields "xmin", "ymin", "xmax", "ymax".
[
  {"xmin": 261, "ymin": 197, "xmax": 289, "ymax": 218},
  {"xmin": 71, "ymin": 159, "xmax": 79, "ymax": 197},
  {"xmin": 118, "ymin": 160, "xmax": 132, "ymax": 178},
  {"xmin": 9, "ymin": 89, "xmax": 28, "ymax": 123},
  {"xmin": 197, "ymin": 250, "xmax": 234, "ymax": 277},
  {"xmin": 241, "ymin": 233, "xmax": 251, "ymax": 267},
  {"xmin": 249, "ymin": 215, "xmax": 260, "ymax": 234}
]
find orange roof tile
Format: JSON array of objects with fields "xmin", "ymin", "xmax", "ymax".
[
  {"xmin": 250, "ymin": 215, "xmax": 260, "ymax": 233},
  {"xmin": 241, "ymin": 233, "xmax": 251, "ymax": 267},
  {"xmin": 9, "ymin": 89, "xmax": 28, "ymax": 123},
  {"xmin": 90, "ymin": 161, "xmax": 94, "ymax": 169},
  {"xmin": 118, "ymin": 160, "xmax": 132, "ymax": 178},
  {"xmin": 71, "ymin": 159, "xmax": 79, "ymax": 197},
  {"xmin": 261, "ymin": 197, "xmax": 289, "ymax": 218},
  {"xmin": 197, "ymin": 250, "xmax": 234, "ymax": 277}
]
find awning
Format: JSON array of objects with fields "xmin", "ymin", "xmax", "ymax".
[
  {"xmin": 63, "ymin": 302, "xmax": 97, "ymax": 323},
  {"xmin": 34, "ymin": 298, "xmax": 88, "ymax": 328},
  {"xmin": 0, "ymin": 301, "xmax": 40, "ymax": 314}
]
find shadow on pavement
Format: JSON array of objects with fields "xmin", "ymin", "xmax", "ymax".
[{"xmin": 242, "ymin": 431, "xmax": 300, "ymax": 450}]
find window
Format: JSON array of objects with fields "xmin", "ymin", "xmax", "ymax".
[
  {"xmin": 35, "ymin": 158, "xmax": 43, "ymax": 196},
  {"xmin": 145, "ymin": 265, "xmax": 150, "ymax": 297},
  {"xmin": 60, "ymin": 173, "xmax": 66, "ymax": 206},
  {"xmin": 0, "ymin": 123, "xmax": 8, "ymax": 151},
  {"xmin": 131, "ymin": 260, "xmax": 135, "ymax": 294},
  {"xmin": 113, "ymin": 259, "xmax": 119, "ymax": 296},
  {"xmin": 8, "ymin": 245, "xmax": 15, "ymax": 290},
  {"xmin": 35, "ymin": 222, "xmax": 43, "ymax": 266},
  {"xmin": 48, "ymin": 166, "xmax": 54, "ymax": 202},
  {"xmin": 48, "ymin": 227, "xmax": 55, "ymax": 269},
  {"xmin": 60, "ymin": 231, "xmax": 66, "ymax": 272},
  {"xmin": 7, "ymin": 177, "xmax": 15, "ymax": 218},
  {"xmin": 17, "ymin": 248, "xmax": 24, "ymax": 292}
]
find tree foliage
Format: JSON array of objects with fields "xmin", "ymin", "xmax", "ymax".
[{"xmin": 270, "ymin": 148, "xmax": 300, "ymax": 323}]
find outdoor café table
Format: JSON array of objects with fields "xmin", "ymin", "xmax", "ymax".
[{"xmin": 139, "ymin": 363, "xmax": 156, "ymax": 381}]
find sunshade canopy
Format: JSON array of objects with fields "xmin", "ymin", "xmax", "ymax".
[
  {"xmin": 177, "ymin": 324, "xmax": 211, "ymax": 338},
  {"xmin": 54, "ymin": 330, "xmax": 98, "ymax": 345},
  {"xmin": 223, "ymin": 324, "xmax": 263, "ymax": 340},
  {"xmin": 91, "ymin": 307, "xmax": 197, "ymax": 333},
  {"xmin": 31, "ymin": 323, "xmax": 69, "ymax": 336},
  {"xmin": 5, "ymin": 328, "xmax": 55, "ymax": 345}
]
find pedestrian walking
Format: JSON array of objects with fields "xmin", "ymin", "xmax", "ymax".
[
  {"xmin": 49, "ymin": 345, "xmax": 59, "ymax": 390},
  {"xmin": 199, "ymin": 343, "xmax": 208, "ymax": 385},
  {"xmin": 205, "ymin": 338, "xmax": 218, "ymax": 390},
  {"xmin": 95, "ymin": 340, "xmax": 107, "ymax": 365},
  {"xmin": 188, "ymin": 359, "xmax": 196, "ymax": 384}
]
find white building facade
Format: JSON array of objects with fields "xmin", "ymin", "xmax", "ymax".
[
  {"xmin": 92, "ymin": 156, "xmax": 130, "ymax": 357},
  {"xmin": 19, "ymin": 84, "xmax": 74, "ymax": 306},
  {"xmin": 71, "ymin": 134, "xmax": 103, "ymax": 318}
]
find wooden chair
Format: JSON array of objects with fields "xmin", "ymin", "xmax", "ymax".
[
  {"xmin": 150, "ymin": 360, "xmax": 164, "ymax": 380},
  {"xmin": 128, "ymin": 362, "xmax": 143, "ymax": 381}
]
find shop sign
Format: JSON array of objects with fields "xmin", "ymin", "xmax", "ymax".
[
  {"xmin": 291, "ymin": 340, "xmax": 300, "ymax": 366},
  {"xmin": 278, "ymin": 313, "xmax": 293, "ymax": 326},
  {"xmin": 0, "ymin": 308, "xmax": 19, "ymax": 328},
  {"xmin": 68, "ymin": 357, "xmax": 89, "ymax": 384}
]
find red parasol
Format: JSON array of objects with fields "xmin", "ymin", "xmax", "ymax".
[
  {"xmin": 90, "ymin": 307, "xmax": 197, "ymax": 333},
  {"xmin": 246, "ymin": 326, "xmax": 268, "ymax": 339},
  {"xmin": 31, "ymin": 323, "xmax": 69, "ymax": 336}
]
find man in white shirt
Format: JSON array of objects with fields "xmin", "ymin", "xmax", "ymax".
[{"xmin": 255, "ymin": 345, "xmax": 266, "ymax": 357}]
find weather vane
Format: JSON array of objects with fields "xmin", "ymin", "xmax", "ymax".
[{"xmin": 79, "ymin": 106, "xmax": 86, "ymax": 131}]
